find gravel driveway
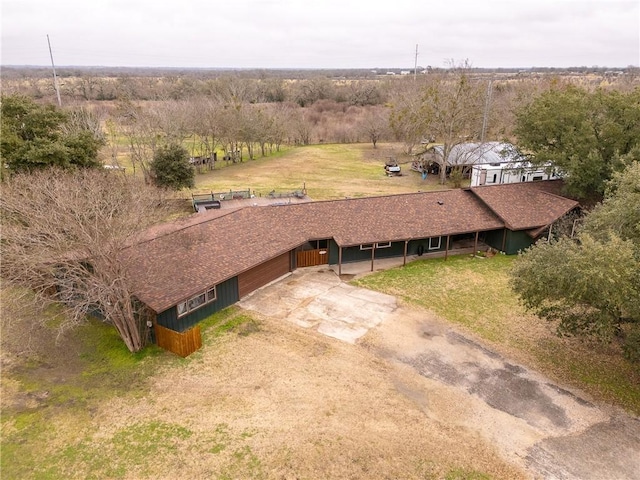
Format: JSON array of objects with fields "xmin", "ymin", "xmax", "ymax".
[{"xmin": 239, "ymin": 266, "xmax": 640, "ymax": 479}]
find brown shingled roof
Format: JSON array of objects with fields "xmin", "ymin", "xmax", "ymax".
[
  {"xmin": 121, "ymin": 189, "xmax": 503, "ymax": 312},
  {"xmin": 122, "ymin": 183, "xmax": 577, "ymax": 312},
  {"xmin": 470, "ymin": 181, "xmax": 579, "ymax": 231},
  {"xmin": 120, "ymin": 207, "xmax": 307, "ymax": 313},
  {"xmin": 292, "ymin": 189, "xmax": 503, "ymax": 246}
]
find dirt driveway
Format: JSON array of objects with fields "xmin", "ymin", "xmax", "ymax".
[{"xmin": 239, "ymin": 267, "xmax": 640, "ymax": 479}]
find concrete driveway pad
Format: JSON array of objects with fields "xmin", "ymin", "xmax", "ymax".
[
  {"xmin": 238, "ymin": 266, "xmax": 640, "ymax": 479},
  {"xmin": 239, "ymin": 268, "xmax": 397, "ymax": 343}
]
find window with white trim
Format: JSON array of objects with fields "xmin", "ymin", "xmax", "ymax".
[
  {"xmin": 360, "ymin": 242, "xmax": 392, "ymax": 250},
  {"xmin": 177, "ymin": 287, "xmax": 217, "ymax": 317},
  {"xmin": 428, "ymin": 237, "xmax": 441, "ymax": 250}
]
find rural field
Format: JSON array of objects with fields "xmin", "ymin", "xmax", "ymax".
[
  {"xmin": 190, "ymin": 143, "xmax": 449, "ymax": 200},
  {"xmin": 2, "ymin": 144, "xmax": 639, "ymax": 479}
]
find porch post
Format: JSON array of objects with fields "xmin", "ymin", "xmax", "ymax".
[
  {"xmin": 371, "ymin": 244, "xmax": 375, "ymax": 272},
  {"xmin": 338, "ymin": 246, "xmax": 343, "ymax": 276},
  {"xmin": 501, "ymin": 229, "xmax": 507, "ymax": 252},
  {"xmin": 473, "ymin": 231, "xmax": 479, "ymax": 255},
  {"xmin": 445, "ymin": 235, "xmax": 450, "ymax": 260},
  {"xmin": 403, "ymin": 240, "xmax": 408, "ymax": 266}
]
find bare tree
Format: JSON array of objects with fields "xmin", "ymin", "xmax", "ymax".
[
  {"xmin": 116, "ymin": 99, "xmax": 157, "ymax": 182},
  {"xmin": 62, "ymin": 104, "xmax": 106, "ymax": 142},
  {"xmin": 0, "ymin": 169, "xmax": 170, "ymax": 352},
  {"xmin": 358, "ymin": 107, "xmax": 390, "ymax": 148},
  {"xmin": 185, "ymin": 97, "xmax": 222, "ymax": 170},
  {"xmin": 391, "ymin": 62, "xmax": 486, "ymax": 183},
  {"xmin": 388, "ymin": 79, "xmax": 427, "ymax": 154}
]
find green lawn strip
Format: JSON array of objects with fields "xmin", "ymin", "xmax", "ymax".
[
  {"xmin": 199, "ymin": 306, "xmax": 259, "ymax": 341},
  {"xmin": 354, "ymin": 255, "xmax": 518, "ymax": 343},
  {"xmin": 22, "ymin": 419, "xmax": 261, "ymax": 480},
  {"xmin": 352, "ymin": 254, "xmax": 640, "ymax": 414},
  {"xmin": 1, "ymin": 309, "xmax": 264, "ymax": 479}
]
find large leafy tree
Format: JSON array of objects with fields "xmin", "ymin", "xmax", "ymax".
[
  {"xmin": 0, "ymin": 169, "xmax": 170, "ymax": 352},
  {"xmin": 511, "ymin": 162, "xmax": 640, "ymax": 361},
  {"xmin": 0, "ymin": 94, "xmax": 103, "ymax": 172},
  {"xmin": 150, "ymin": 143, "xmax": 195, "ymax": 190},
  {"xmin": 514, "ymin": 86, "xmax": 640, "ymax": 199}
]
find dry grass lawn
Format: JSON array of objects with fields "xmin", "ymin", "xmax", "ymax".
[
  {"xmin": 193, "ymin": 143, "xmax": 453, "ymax": 200},
  {"xmin": 1, "ymin": 300, "xmax": 523, "ymax": 479}
]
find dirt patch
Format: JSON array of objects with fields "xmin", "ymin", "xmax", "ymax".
[{"xmin": 94, "ymin": 315, "xmax": 525, "ymax": 479}]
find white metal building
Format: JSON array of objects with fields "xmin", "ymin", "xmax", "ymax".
[{"xmin": 470, "ymin": 161, "xmax": 560, "ymax": 187}]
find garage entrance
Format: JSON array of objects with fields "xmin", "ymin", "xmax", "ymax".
[{"xmin": 238, "ymin": 251, "xmax": 291, "ymax": 298}]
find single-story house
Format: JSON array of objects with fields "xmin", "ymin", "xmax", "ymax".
[{"xmin": 120, "ymin": 180, "xmax": 578, "ymax": 356}]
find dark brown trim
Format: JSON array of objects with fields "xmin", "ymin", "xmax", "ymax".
[
  {"xmin": 403, "ymin": 240, "xmax": 408, "ymax": 266},
  {"xmin": 370, "ymin": 244, "xmax": 375, "ymax": 272}
]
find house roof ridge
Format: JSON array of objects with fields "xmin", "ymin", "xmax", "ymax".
[
  {"xmin": 124, "ymin": 206, "xmax": 248, "ymax": 250},
  {"xmin": 281, "ymin": 189, "xmax": 459, "ymax": 207},
  {"xmin": 467, "ymin": 187, "xmax": 515, "ymax": 230}
]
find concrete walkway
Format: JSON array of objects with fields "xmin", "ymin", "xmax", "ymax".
[{"xmin": 328, "ymin": 255, "xmax": 420, "ymax": 278}]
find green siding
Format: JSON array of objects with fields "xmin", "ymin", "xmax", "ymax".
[
  {"xmin": 408, "ymin": 237, "xmax": 447, "ymax": 256},
  {"xmin": 483, "ymin": 228, "xmax": 536, "ymax": 255},
  {"xmin": 484, "ymin": 229, "xmax": 506, "ymax": 252},
  {"xmin": 328, "ymin": 239, "xmax": 340, "ymax": 264},
  {"xmin": 504, "ymin": 230, "xmax": 536, "ymax": 255},
  {"xmin": 337, "ymin": 241, "xmax": 406, "ymax": 263},
  {"xmin": 156, "ymin": 276, "xmax": 239, "ymax": 333},
  {"xmin": 328, "ymin": 238, "xmax": 449, "ymax": 264}
]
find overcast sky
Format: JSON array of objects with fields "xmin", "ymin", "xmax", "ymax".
[{"xmin": 1, "ymin": 0, "xmax": 638, "ymax": 69}]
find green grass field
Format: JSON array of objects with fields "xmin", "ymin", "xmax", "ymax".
[
  {"xmin": 192, "ymin": 143, "xmax": 454, "ymax": 200},
  {"xmin": 107, "ymin": 141, "xmax": 457, "ymax": 200},
  {"xmin": 0, "ymin": 306, "xmax": 258, "ymax": 480}
]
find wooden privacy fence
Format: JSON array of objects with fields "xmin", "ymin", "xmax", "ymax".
[
  {"xmin": 155, "ymin": 324, "xmax": 202, "ymax": 357},
  {"xmin": 296, "ymin": 249, "xmax": 329, "ymax": 268}
]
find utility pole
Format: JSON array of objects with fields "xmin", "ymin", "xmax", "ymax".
[
  {"xmin": 414, "ymin": 44, "xmax": 419, "ymax": 81},
  {"xmin": 481, "ymin": 80, "xmax": 493, "ymax": 142},
  {"xmin": 47, "ymin": 34, "xmax": 62, "ymax": 107}
]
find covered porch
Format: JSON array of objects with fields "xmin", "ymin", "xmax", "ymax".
[{"xmin": 333, "ymin": 232, "xmax": 490, "ymax": 276}]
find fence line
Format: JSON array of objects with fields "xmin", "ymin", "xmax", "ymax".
[{"xmin": 155, "ymin": 324, "xmax": 202, "ymax": 357}]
